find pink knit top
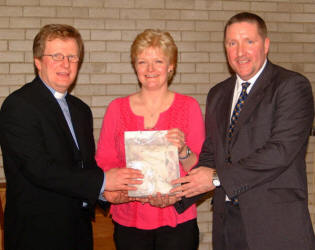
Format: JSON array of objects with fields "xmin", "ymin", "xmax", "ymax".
[{"xmin": 95, "ymin": 93, "xmax": 205, "ymax": 229}]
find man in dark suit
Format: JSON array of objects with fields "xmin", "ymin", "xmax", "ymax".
[
  {"xmin": 172, "ymin": 12, "xmax": 315, "ymax": 250},
  {"xmin": 0, "ymin": 24, "xmax": 142, "ymax": 250}
]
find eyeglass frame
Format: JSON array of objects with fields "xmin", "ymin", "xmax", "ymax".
[{"xmin": 42, "ymin": 53, "xmax": 80, "ymax": 63}]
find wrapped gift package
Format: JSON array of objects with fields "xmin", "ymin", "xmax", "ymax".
[{"xmin": 124, "ymin": 130, "xmax": 180, "ymax": 197}]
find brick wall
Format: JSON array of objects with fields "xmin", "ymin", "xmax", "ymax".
[{"xmin": 0, "ymin": 1, "xmax": 314, "ymax": 249}]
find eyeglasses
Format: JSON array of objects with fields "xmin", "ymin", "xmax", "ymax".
[{"xmin": 42, "ymin": 53, "xmax": 79, "ymax": 63}]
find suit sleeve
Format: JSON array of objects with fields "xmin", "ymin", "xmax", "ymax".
[
  {"xmin": 0, "ymin": 94, "xmax": 104, "ymax": 205},
  {"xmin": 222, "ymin": 73, "xmax": 314, "ymax": 199},
  {"xmin": 174, "ymin": 94, "xmax": 214, "ymax": 214}
]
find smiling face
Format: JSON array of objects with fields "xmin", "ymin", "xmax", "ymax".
[
  {"xmin": 34, "ymin": 38, "xmax": 79, "ymax": 93},
  {"xmin": 225, "ymin": 21, "xmax": 270, "ymax": 81},
  {"xmin": 135, "ymin": 46, "xmax": 174, "ymax": 90}
]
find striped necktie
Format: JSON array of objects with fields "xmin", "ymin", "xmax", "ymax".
[{"xmin": 228, "ymin": 82, "xmax": 250, "ymax": 140}]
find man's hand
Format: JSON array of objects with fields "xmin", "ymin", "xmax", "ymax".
[
  {"xmin": 103, "ymin": 190, "xmax": 130, "ymax": 204},
  {"xmin": 170, "ymin": 167, "xmax": 216, "ymax": 198},
  {"xmin": 105, "ymin": 168, "xmax": 143, "ymax": 191}
]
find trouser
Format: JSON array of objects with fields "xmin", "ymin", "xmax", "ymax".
[{"xmin": 113, "ymin": 218, "xmax": 199, "ymax": 250}]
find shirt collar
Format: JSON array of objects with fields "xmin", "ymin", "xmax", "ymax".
[
  {"xmin": 40, "ymin": 76, "xmax": 67, "ymax": 100},
  {"xmin": 235, "ymin": 59, "xmax": 267, "ymax": 92}
]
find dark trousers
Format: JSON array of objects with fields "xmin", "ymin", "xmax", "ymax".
[
  {"xmin": 76, "ymin": 208, "xmax": 93, "ymax": 250},
  {"xmin": 113, "ymin": 219, "xmax": 199, "ymax": 250},
  {"xmin": 222, "ymin": 202, "xmax": 249, "ymax": 250}
]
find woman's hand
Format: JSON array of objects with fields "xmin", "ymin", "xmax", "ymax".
[
  {"xmin": 166, "ymin": 128, "xmax": 186, "ymax": 154},
  {"xmin": 146, "ymin": 193, "xmax": 181, "ymax": 208}
]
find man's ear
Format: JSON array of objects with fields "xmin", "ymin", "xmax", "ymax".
[{"xmin": 34, "ymin": 58, "xmax": 41, "ymax": 72}]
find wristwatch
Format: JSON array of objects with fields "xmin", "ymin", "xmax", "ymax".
[
  {"xmin": 212, "ymin": 172, "xmax": 221, "ymax": 187},
  {"xmin": 178, "ymin": 146, "xmax": 191, "ymax": 160}
]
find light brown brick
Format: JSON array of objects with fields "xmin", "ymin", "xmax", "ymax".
[
  {"xmin": 0, "ymin": 41, "xmax": 8, "ymax": 50},
  {"xmin": 181, "ymin": 10, "xmax": 208, "ymax": 20},
  {"xmin": 209, "ymin": 53, "xmax": 227, "ymax": 63},
  {"xmin": 167, "ymin": 21, "xmax": 194, "ymax": 31},
  {"xmin": 277, "ymin": 23, "xmax": 304, "ymax": 33},
  {"xmin": 24, "ymin": 7, "xmax": 55, "ymax": 17},
  {"xmin": 9, "ymin": 41, "xmax": 33, "ymax": 51},
  {"xmin": 91, "ymin": 107, "xmax": 106, "ymax": 119},
  {"xmin": 107, "ymin": 41, "xmax": 131, "ymax": 52},
  {"xmin": 135, "ymin": 0, "xmax": 164, "ymax": 9},
  {"xmin": 223, "ymin": 1, "xmax": 250, "ymax": 11},
  {"xmin": 104, "ymin": 0, "xmax": 134, "ymax": 8},
  {"xmin": 195, "ymin": 0, "xmax": 222, "ymax": 10},
  {"xmin": 92, "ymin": 95, "xmax": 117, "ymax": 107},
  {"xmin": 10, "ymin": 63, "xmax": 33, "ymax": 73},
  {"xmin": 40, "ymin": 18, "xmax": 74, "ymax": 26},
  {"xmin": 89, "ymin": 8, "xmax": 119, "ymax": 19},
  {"xmin": 0, "ymin": 63, "xmax": 9, "ymax": 74},
  {"xmin": 165, "ymin": 0, "xmax": 194, "ymax": 10},
  {"xmin": 0, "ymin": 6, "xmax": 22, "ymax": 16},
  {"xmin": 0, "ymin": 52, "xmax": 24, "ymax": 62},
  {"xmin": 181, "ymin": 73, "xmax": 209, "ymax": 84},
  {"xmin": 182, "ymin": 31, "xmax": 210, "ymax": 41},
  {"xmin": 106, "ymin": 20, "xmax": 136, "ymax": 30},
  {"xmin": 120, "ymin": 9, "xmax": 150, "ymax": 19},
  {"xmin": 196, "ymin": 42, "xmax": 224, "ymax": 52},
  {"xmin": 84, "ymin": 41, "xmax": 106, "ymax": 52},
  {"xmin": 197, "ymin": 63, "xmax": 224, "ymax": 73},
  {"xmin": 177, "ymin": 63, "xmax": 195, "ymax": 73},
  {"xmin": 251, "ymin": 2, "xmax": 278, "ymax": 12},
  {"xmin": 278, "ymin": 44, "xmax": 303, "ymax": 53},
  {"xmin": 107, "ymin": 84, "xmax": 137, "ymax": 95},
  {"xmin": 292, "ymin": 33, "xmax": 315, "ymax": 43},
  {"xmin": 208, "ymin": 10, "xmax": 238, "ymax": 21},
  {"xmin": 57, "ymin": 7, "xmax": 89, "ymax": 18},
  {"xmin": 90, "ymin": 52, "xmax": 120, "ymax": 63},
  {"xmin": 278, "ymin": 3, "xmax": 304, "ymax": 12},
  {"xmin": 91, "ymin": 74, "xmax": 121, "ymax": 84},
  {"xmin": 291, "ymin": 14, "xmax": 315, "ymax": 23},
  {"xmin": 150, "ymin": 10, "xmax": 180, "ymax": 20},
  {"xmin": 73, "ymin": 0, "xmax": 103, "ymax": 7},
  {"xmin": 91, "ymin": 30, "xmax": 121, "ymax": 41},
  {"xmin": 181, "ymin": 52, "xmax": 209, "ymax": 63},
  {"xmin": 136, "ymin": 20, "xmax": 166, "ymax": 30},
  {"xmin": 169, "ymin": 84, "xmax": 196, "ymax": 94},
  {"xmin": 121, "ymin": 31, "xmax": 141, "ymax": 41},
  {"xmin": 0, "ymin": 29, "xmax": 25, "ymax": 40},
  {"xmin": 80, "ymin": 63, "xmax": 106, "ymax": 74},
  {"xmin": 40, "ymin": 0, "xmax": 72, "ymax": 6},
  {"xmin": 121, "ymin": 74, "xmax": 138, "ymax": 84},
  {"xmin": 9, "ymin": 17, "xmax": 40, "ymax": 28},
  {"xmin": 0, "ymin": 75, "xmax": 25, "ymax": 85},
  {"xmin": 7, "ymin": 0, "xmax": 39, "ymax": 5},
  {"xmin": 0, "ymin": 17, "xmax": 9, "ymax": 28},
  {"xmin": 196, "ymin": 21, "xmax": 224, "ymax": 31},
  {"xmin": 107, "ymin": 63, "xmax": 133, "ymax": 73},
  {"xmin": 74, "ymin": 19, "xmax": 105, "ymax": 29},
  {"xmin": 0, "ymin": 86, "xmax": 9, "ymax": 97},
  {"xmin": 265, "ymin": 13, "xmax": 290, "ymax": 22}
]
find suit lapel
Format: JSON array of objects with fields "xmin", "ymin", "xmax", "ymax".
[
  {"xmin": 216, "ymin": 77, "xmax": 236, "ymax": 149},
  {"xmin": 230, "ymin": 61, "xmax": 274, "ymax": 144},
  {"xmin": 66, "ymin": 96, "xmax": 83, "ymax": 151},
  {"xmin": 34, "ymin": 78, "xmax": 78, "ymax": 150}
]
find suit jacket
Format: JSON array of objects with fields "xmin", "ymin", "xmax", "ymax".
[
  {"xmin": 176, "ymin": 61, "xmax": 315, "ymax": 250},
  {"xmin": 0, "ymin": 77, "xmax": 104, "ymax": 250}
]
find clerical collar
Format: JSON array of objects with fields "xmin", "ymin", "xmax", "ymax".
[
  {"xmin": 54, "ymin": 91, "xmax": 66, "ymax": 99},
  {"xmin": 40, "ymin": 76, "xmax": 67, "ymax": 99}
]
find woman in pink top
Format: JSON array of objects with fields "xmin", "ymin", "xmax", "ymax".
[{"xmin": 95, "ymin": 29, "xmax": 205, "ymax": 250}]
